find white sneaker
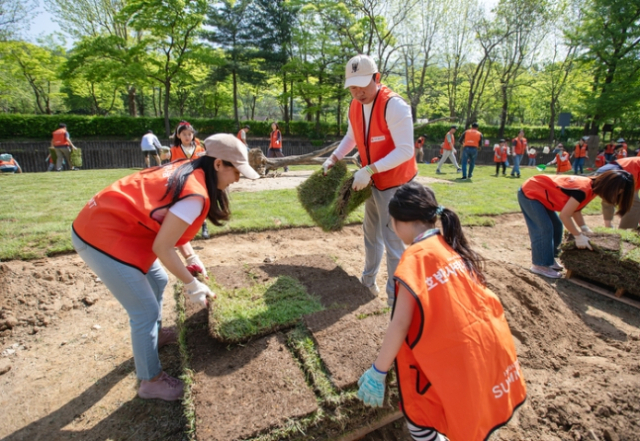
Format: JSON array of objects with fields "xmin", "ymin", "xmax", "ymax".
[
  {"xmin": 550, "ymin": 259, "xmax": 564, "ymax": 271},
  {"xmin": 530, "ymin": 265, "xmax": 562, "ymax": 279},
  {"xmin": 359, "ymin": 276, "xmax": 380, "ymax": 295}
]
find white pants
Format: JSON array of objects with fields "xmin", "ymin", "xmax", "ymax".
[{"xmin": 436, "ymin": 150, "xmax": 459, "ymax": 171}]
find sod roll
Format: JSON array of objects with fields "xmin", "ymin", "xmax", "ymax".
[
  {"xmin": 297, "ymin": 161, "xmax": 372, "ymax": 231},
  {"xmin": 560, "ymin": 231, "xmax": 640, "ymax": 296}
]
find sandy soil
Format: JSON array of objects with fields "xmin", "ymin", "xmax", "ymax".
[{"xmin": 1, "ymin": 173, "xmax": 639, "ymax": 441}]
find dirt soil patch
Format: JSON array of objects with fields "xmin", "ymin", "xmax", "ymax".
[{"xmin": 1, "ymin": 209, "xmax": 639, "ymax": 441}]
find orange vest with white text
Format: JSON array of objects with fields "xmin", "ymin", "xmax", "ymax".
[
  {"xmin": 349, "ymin": 85, "xmax": 417, "ymax": 190},
  {"xmin": 605, "ymin": 143, "xmax": 615, "ymax": 155},
  {"xmin": 72, "ymin": 165, "xmax": 211, "ymax": 273},
  {"xmin": 170, "ymin": 138, "xmax": 205, "ymax": 161},
  {"xmin": 574, "ymin": 143, "xmax": 588, "ymax": 158},
  {"xmin": 494, "ymin": 146, "xmax": 507, "ymax": 162},
  {"xmin": 270, "ymin": 130, "xmax": 281, "ymax": 149},
  {"xmin": 394, "ymin": 233, "xmax": 526, "ymax": 441},
  {"xmin": 595, "ymin": 153, "xmax": 606, "ymax": 168},
  {"xmin": 521, "ymin": 175, "xmax": 596, "ymax": 212},
  {"xmin": 616, "ymin": 157, "xmax": 640, "ymax": 190},
  {"xmin": 52, "ymin": 128, "xmax": 69, "ymax": 147},
  {"xmin": 463, "ymin": 129, "xmax": 482, "ymax": 148},
  {"xmin": 237, "ymin": 130, "xmax": 246, "ymax": 144},
  {"xmin": 555, "ymin": 152, "xmax": 572, "ymax": 173},
  {"xmin": 0, "ymin": 157, "xmax": 17, "ymax": 167},
  {"xmin": 512, "ymin": 137, "xmax": 527, "ymax": 155}
]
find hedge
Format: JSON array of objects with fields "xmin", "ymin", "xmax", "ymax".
[{"xmin": 0, "ymin": 114, "xmax": 613, "ymax": 142}]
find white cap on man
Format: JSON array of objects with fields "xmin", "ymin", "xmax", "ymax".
[
  {"xmin": 203, "ymin": 133, "xmax": 260, "ymax": 180},
  {"xmin": 344, "ymin": 54, "xmax": 378, "ymax": 88}
]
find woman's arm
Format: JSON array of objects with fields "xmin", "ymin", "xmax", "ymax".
[
  {"xmin": 152, "ymin": 212, "xmax": 197, "ymax": 284},
  {"xmin": 572, "ymin": 210, "xmax": 586, "ymax": 229},
  {"xmin": 559, "ymin": 197, "xmax": 582, "ymax": 237},
  {"xmin": 372, "ymin": 284, "xmax": 415, "ymax": 372}
]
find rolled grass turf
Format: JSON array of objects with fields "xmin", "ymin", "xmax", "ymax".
[
  {"xmin": 297, "ymin": 161, "xmax": 371, "ymax": 231},
  {"xmin": 560, "ymin": 230, "xmax": 640, "ymax": 297}
]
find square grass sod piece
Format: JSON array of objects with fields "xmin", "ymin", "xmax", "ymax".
[
  {"xmin": 208, "ymin": 275, "xmax": 324, "ymax": 343},
  {"xmin": 297, "ymin": 161, "xmax": 371, "ymax": 231}
]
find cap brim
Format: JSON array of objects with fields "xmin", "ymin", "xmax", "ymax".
[
  {"xmin": 344, "ymin": 75, "xmax": 373, "ymax": 89},
  {"xmin": 236, "ymin": 162, "xmax": 260, "ymax": 180}
]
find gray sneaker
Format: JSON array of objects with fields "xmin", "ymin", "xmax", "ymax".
[
  {"xmin": 138, "ymin": 372, "xmax": 184, "ymax": 401},
  {"xmin": 359, "ymin": 276, "xmax": 380, "ymax": 296},
  {"xmin": 550, "ymin": 259, "xmax": 564, "ymax": 271},
  {"xmin": 530, "ymin": 265, "xmax": 562, "ymax": 279}
]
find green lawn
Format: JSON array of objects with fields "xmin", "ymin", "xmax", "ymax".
[{"xmin": 0, "ymin": 163, "xmax": 602, "ymax": 261}]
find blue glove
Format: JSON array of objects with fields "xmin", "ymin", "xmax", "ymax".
[{"xmin": 357, "ymin": 364, "xmax": 387, "ymax": 407}]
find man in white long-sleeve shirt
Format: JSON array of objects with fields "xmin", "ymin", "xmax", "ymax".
[{"xmin": 322, "ymin": 54, "xmax": 417, "ymax": 306}]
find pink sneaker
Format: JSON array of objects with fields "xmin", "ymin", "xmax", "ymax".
[
  {"xmin": 138, "ymin": 372, "xmax": 184, "ymax": 401},
  {"xmin": 530, "ymin": 265, "xmax": 562, "ymax": 279},
  {"xmin": 158, "ymin": 327, "xmax": 178, "ymax": 348}
]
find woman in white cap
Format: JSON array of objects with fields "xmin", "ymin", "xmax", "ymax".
[{"xmin": 71, "ymin": 134, "xmax": 259, "ymax": 401}]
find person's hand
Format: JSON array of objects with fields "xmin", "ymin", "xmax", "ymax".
[
  {"xmin": 322, "ymin": 157, "xmax": 335, "ymax": 175},
  {"xmin": 352, "ymin": 167, "xmax": 372, "ymax": 191},
  {"xmin": 186, "ymin": 254, "xmax": 208, "ymax": 278},
  {"xmin": 184, "ymin": 278, "xmax": 215, "ymax": 307},
  {"xmin": 580, "ymin": 225, "xmax": 593, "ymax": 234},
  {"xmin": 357, "ymin": 365, "xmax": 386, "ymax": 407},
  {"xmin": 574, "ymin": 234, "xmax": 593, "ymax": 250}
]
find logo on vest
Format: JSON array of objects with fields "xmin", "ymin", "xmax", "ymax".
[
  {"xmin": 351, "ymin": 62, "xmax": 359, "ymax": 73},
  {"xmin": 370, "ymin": 135, "xmax": 386, "ymax": 143},
  {"xmin": 492, "ymin": 360, "xmax": 522, "ymax": 399}
]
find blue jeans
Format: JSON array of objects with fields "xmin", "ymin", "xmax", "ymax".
[
  {"xmin": 528, "ymin": 157, "xmax": 536, "ymax": 166},
  {"xmin": 604, "ymin": 153, "xmax": 614, "ymax": 163},
  {"xmin": 511, "ymin": 154, "xmax": 523, "ymax": 176},
  {"xmin": 72, "ymin": 230, "xmax": 169, "ymax": 380},
  {"xmin": 517, "ymin": 189, "xmax": 563, "ymax": 267},
  {"xmin": 362, "ymin": 185, "xmax": 406, "ymax": 305},
  {"xmin": 573, "ymin": 157, "xmax": 585, "ymax": 174},
  {"xmin": 461, "ymin": 147, "xmax": 478, "ymax": 178}
]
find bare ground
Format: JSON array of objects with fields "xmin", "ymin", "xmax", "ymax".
[{"xmin": 1, "ymin": 174, "xmax": 639, "ymax": 440}]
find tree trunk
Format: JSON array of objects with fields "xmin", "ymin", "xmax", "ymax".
[
  {"xmin": 548, "ymin": 99, "xmax": 557, "ymax": 143},
  {"xmin": 498, "ymin": 83, "xmax": 508, "ymax": 139},
  {"xmin": 232, "ymin": 70, "xmax": 239, "ymax": 129},
  {"xmin": 283, "ymin": 71, "xmax": 289, "ymax": 133},
  {"xmin": 128, "ymin": 86, "xmax": 137, "ymax": 116},
  {"xmin": 163, "ymin": 82, "xmax": 171, "ymax": 137}
]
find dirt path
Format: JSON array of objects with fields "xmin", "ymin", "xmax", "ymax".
[{"xmin": 1, "ymin": 180, "xmax": 639, "ymax": 440}]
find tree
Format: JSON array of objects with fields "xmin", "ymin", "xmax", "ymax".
[
  {"xmin": 0, "ymin": 0, "xmax": 37, "ymax": 40},
  {"xmin": 1, "ymin": 41, "xmax": 66, "ymax": 114},
  {"xmin": 568, "ymin": 0, "xmax": 640, "ymax": 134},
  {"xmin": 121, "ymin": 0, "xmax": 208, "ymax": 135},
  {"xmin": 203, "ymin": 0, "xmax": 262, "ymax": 129}
]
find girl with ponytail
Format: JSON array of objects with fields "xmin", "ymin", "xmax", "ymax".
[{"xmin": 356, "ymin": 181, "xmax": 526, "ymax": 441}]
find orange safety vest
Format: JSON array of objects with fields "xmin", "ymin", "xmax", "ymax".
[
  {"xmin": 574, "ymin": 143, "xmax": 588, "ymax": 158},
  {"xmin": 616, "ymin": 157, "xmax": 640, "ymax": 190},
  {"xmin": 521, "ymin": 175, "xmax": 596, "ymax": 212},
  {"xmin": 52, "ymin": 128, "xmax": 69, "ymax": 147},
  {"xmin": 415, "ymin": 137, "xmax": 425, "ymax": 149},
  {"xmin": 463, "ymin": 129, "xmax": 482, "ymax": 148},
  {"xmin": 555, "ymin": 152, "xmax": 572, "ymax": 173},
  {"xmin": 616, "ymin": 148, "xmax": 627, "ymax": 160},
  {"xmin": 170, "ymin": 138, "xmax": 205, "ymax": 161},
  {"xmin": 270, "ymin": 130, "xmax": 282, "ymax": 149},
  {"xmin": 512, "ymin": 137, "xmax": 527, "ymax": 155},
  {"xmin": 394, "ymin": 233, "xmax": 526, "ymax": 441},
  {"xmin": 349, "ymin": 84, "xmax": 418, "ymax": 190},
  {"xmin": 604, "ymin": 143, "xmax": 615, "ymax": 155},
  {"xmin": 237, "ymin": 130, "xmax": 245, "ymax": 144},
  {"xmin": 72, "ymin": 165, "xmax": 211, "ymax": 273},
  {"xmin": 493, "ymin": 146, "xmax": 504, "ymax": 163},
  {"xmin": 443, "ymin": 133, "xmax": 455, "ymax": 151},
  {"xmin": 0, "ymin": 157, "xmax": 17, "ymax": 167},
  {"xmin": 595, "ymin": 154, "xmax": 606, "ymax": 168}
]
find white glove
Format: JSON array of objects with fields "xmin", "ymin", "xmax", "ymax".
[
  {"xmin": 580, "ymin": 225, "xmax": 593, "ymax": 234},
  {"xmin": 186, "ymin": 254, "xmax": 208, "ymax": 278},
  {"xmin": 574, "ymin": 234, "xmax": 593, "ymax": 250},
  {"xmin": 352, "ymin": 167, "xmax": 372, "ymax": 191},
  {"xmin": 322, "ymin": 157, "xmax": 335, "ymax": 175},
  {"xmin": 184, "ymin": 279, "xmax": 215, "ymax": 307}
]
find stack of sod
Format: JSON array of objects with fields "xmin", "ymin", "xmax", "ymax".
[
  {"xmin": 49, "ymin": 147, "xmax": 83, "ymax": 168},
  {"xmin": 560, "ymin": 230, "xmax": 640, "ymax": 297},
  {"xmin": 297, "ymin": 161, "xmax": 372, "ymax": 231},
  {"xmin": 208, "ymin": 275, "xmax": 324, "ymax": 343}
]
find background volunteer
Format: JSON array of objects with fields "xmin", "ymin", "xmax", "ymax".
[
  {"xmin": 322, "ymin": 54, "xmax": 416, "ymax": 306},
  {"xmin": 458, "ymin": 123, "xmax": 483, "ymax": 180},
  {"xmin": 598, "ymin": 157, "xmax": 640, "ymax": 229},
  {"xmin": 50, "ymin": 123, "xmax": 78, "ymax": 171},
  {"xmin": 435, "ymin": 125, "xmax": 460, "ymax": 174},
  {"xmin": 140, "ymin": 130, "xmax": 162, "ymax": 168}
]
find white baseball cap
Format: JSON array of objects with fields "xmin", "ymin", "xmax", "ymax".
[
  {"xmin": 344, "ymin": 54, "xmax": 378, "ymax": 88},
  {"xmin": 203, "ymin": 133, "xmax": 260, "ymax": 180}
]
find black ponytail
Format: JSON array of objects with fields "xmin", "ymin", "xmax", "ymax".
[
  {"xmin": 160, "ymin": 156, "xmax": 230, "ymax": 226},
  {"xmin": 388, "ymin": 182, "xmax": 485, "ymax": 285}
]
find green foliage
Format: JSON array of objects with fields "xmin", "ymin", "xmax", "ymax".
[{"xmin": 208, "ymin": 275, "xmax": 324, "ymax": 343}]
